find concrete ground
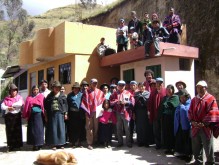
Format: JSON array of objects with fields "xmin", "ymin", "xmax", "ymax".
[{"xmin": 0, "ymin": 115, "xmax": 219, "ymax": 165}]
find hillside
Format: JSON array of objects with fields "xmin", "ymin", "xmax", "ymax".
[
  {"xmin": 81, "ymin": 0, "xmax": 219, "ymax": 100},
  {"xmin": 16, "ymin": 0, "xmax": 219, "ymax": 99}
]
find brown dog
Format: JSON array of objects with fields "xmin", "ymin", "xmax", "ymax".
[{"xmin": 36, "ymin": 151, "xmax": 77, "ymax": 165}]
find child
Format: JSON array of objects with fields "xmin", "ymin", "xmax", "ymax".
[
  {"xmin": 98, "ymin": 100, "xmax": 116, "ymax": 148},
  {"xmin": 116, "ymin": 29, "xmax": 128, "ymax": 52}
]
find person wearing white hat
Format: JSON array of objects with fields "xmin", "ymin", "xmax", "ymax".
[
  {"xmin": 110, "ymin": 80, "xmax": 135, "ymax": 148},
  {"xmin": 188, "ymin": 80, "xmax": 219, "ymax": 165}
]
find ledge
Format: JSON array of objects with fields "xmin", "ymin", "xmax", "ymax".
[{"xmin": 100, "ymin": 42, "xmax": 199, "ymax": 67}]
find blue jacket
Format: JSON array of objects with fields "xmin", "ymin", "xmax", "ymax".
[{"xmin": 174, "ymin": 98, "xmax": 191, "ymax": 135}]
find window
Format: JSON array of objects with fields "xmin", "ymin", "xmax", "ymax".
[
  {"xmin": 59, "ymin": 63, "xmax": 71, "ymax": 84},
  {"xmin": 47, "ymin": 67, "xmax": 55, "ymax": 89},
  {"xmin": 146, "ymin": 64, "xmax": 161, "ymax": 78},
  {"xmin": 14, "ymin": 71, "xmax": 27, "ymax": 90},
  {"xmin": 38, "ymin": 70, "xmax": 44, "ymax": 85},
  {"xmin": 123, "ymin": 69, "xmax": 135, "ymax": 82},
  {"xmin": 30, "ymin": 72, "xmax": 37, "ymax": 89},
  {"xmin": 179, "ymin": 58, "xmax": 191, "ymax": 71}
]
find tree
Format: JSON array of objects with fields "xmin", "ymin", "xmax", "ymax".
[
  {"xmin": 80, "ymin": 0, "xmax": 97, "ymax": 9},
  {"xmin": 0, "ymin": 0, "xmax": 35, "ymax": 68}
]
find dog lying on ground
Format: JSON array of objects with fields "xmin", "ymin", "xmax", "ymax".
[{"xmin": 36, "ymin": 151, "xmax": 77, "ymax": 165}]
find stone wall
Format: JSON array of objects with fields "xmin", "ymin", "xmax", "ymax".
[{"xmin": 83, "ymin": 0, "xmax": 219, "ymax": 100}]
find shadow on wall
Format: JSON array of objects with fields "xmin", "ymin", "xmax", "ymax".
[{"xmin": 81, "ymin": 46, "xmax": 120, "ymax": 86}]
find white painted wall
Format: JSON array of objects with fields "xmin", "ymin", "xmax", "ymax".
[{"xmin": 120, "ymin": 56, "xmax": 195, "ymax": 97}]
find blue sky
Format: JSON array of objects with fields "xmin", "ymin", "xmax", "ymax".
[{"xmin": 22, "ymin": 0, "xmax": 117, "ymax": 16}]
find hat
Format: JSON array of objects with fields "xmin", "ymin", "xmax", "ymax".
[
  {"xmin": 120, "ymin": 18, "xmax": 125, "ymax": 23},
  {"xmin": 81, "ymin": 81, "xmax": 89, "ymax": 86},
  {"xmin": 178, "ymin": 89, "xmax": 190, "ymax": 97},
  {"xmin": 149, "ymin": 79, "xmax": 156, "ymax": 85},
  {"xmin": 175, "ymin": 80, "xmax": 187, "ymax": 88},
  {"xmin": 156, "ymin": 77, "xmax": 163, "ymax": 82},
  {"xmin": 9, "ymin": 84, "xmax": 18, "ymax": 90},
  {"xmin": 118, "ymin": 80, "xmax": 126, "ymax": 85},
  {"xmin": 110, "ymin": 84, "xmax": 117, "ymax": 88},
  {"xmin": 132, "ymin": 32, "xmax": 138, "ymax": 39},
  {"xmin": 52, "ymin": 81, "xmax": 62, "ymax": 87},
  {"xmin": 90, "ymin": 78, "xmax": 98, "ymax": 83},
  {"xmin": 130, "ymin": 80, "xmax": 138, "ymax": 85},
  {"xmin": 40, "ymin": 79, "xmax": 48, "ymax": 84},
  {"xmin": 72, "ymin": 82, "xmax": 80, "ymax": 88},
  {"xmin": 196, "ymin": 80, "xmax": 208, "ymax": 87},
  {"xmin": 131, "ymin": 11, "xmax": 136, "ymax": 15},
  {"xmin": 100, "ymin": 83, "xmax": 110, "ymax": 90},
  {"xmin": 130, "ymin": 26, "xmax": 135, "ymax": 30}
]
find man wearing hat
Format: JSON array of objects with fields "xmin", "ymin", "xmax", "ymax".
[
  {"xmin": 110, "ymin": 80, "xmax": 135, "ymax": 148},
  {"xmin": 81, "ymin": 78, "xmax": 105, "ymax": 150},
  {"xmin": 148, "ymin": 77, "xmax": 166, "ymax": 149},
  {"xmin": 175, "ymin": 80, "xmax": 187, "ymax": 96},
  {"xmin": 80, "ymin": 80, "xmax": 89, "ymax": 93},
  {"xmin": 40, "ymin": 79, "xmax": 51, "ymax": 98},
  {"xmin": 67, "ymin": 82, "xmax": 85, "ymax": 148},
  {"xmin": 188, "ymin": 80, "xmax": 219, "ymax": 165}
]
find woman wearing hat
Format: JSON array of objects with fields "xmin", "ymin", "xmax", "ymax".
[
  {"xmin": 44, "ymin": 81, "xmax": 68, "ymax": 150},
  {"xmin": 174, "ymin": 89, "xmax": 192, "ymax": 162},
  {"xmin": 23, "ymin": 85, "xmax": 45, "ymax": 151},
  {"xmin": 67, "ymin": 82, "xmax": 85, "ymax": 148},
  {"xmin": 1, "ymin": 84, "xmax": 24, "ymax": 151}
]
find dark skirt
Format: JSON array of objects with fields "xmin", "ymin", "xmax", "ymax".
[
  {"xmin": 27, "ymin": 111, "xmax": 44, "ymax": 146},
  {"xmin": 162, "ymin": 114, "xmax": 175, "ymax": 150},
  {"xmin": 4, "ymin": 112, "xmax": 23, "ymax": 148},
  {"xmin": 98, "ymin": 122, "xmax": 113, "ymax": 143},
  {"xmin": 45, "ymin": 111, "xmax": 66, "ymax": 146},
  {"xmin": 135, "ymin": 107, "xmax": 150, "ymax": 145},
  {"xmin": 67, "ymin": 110, "xmax": 86, "ymax": 144},
  {"xmin": 175, "ymin": 125, "xmax": 192, "ymax": 155}
]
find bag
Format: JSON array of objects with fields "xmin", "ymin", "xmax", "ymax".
[{"xmin": 32, "ymin": 106, "xmax": 42, "ymax": 113}]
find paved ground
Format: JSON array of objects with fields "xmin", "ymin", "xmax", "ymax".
[{"xmin": 0, "ymin": 115, "xmax": 219, "ymax": 165}]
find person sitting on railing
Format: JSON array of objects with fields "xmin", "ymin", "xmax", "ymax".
[
  {"xmin": 163, "ymin": 7, "xmax": 181, "ymax": 44},
  {"xmin": 131, "ymin": 32, "xmax": 143, "ymax": 49},
  {"xmin": 145, "ymin": 20, "xmax": 169, "ymax": 57},
  {"xmin": 96, "ymin": 37, "xmax": 108, "ymax": 58}
]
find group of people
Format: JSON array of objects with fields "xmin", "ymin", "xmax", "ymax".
[
  {"xmin": 115, "ymin": 8, "xmax": 181, "ymax": 57},
  {"xmin": 1, "ymin": 71, "xmax": 219, "ymax": 164}
]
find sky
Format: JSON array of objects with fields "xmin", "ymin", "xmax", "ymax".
[{"xmin": 22, "ymin": 0, "xmax": 117, "ymax": 16}]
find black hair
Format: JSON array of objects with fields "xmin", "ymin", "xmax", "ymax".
[
  {"xmin": 166, "ymin": 84, "xmax": 175, "ymax": 94},
  {"xmin": 144, "ymin": 69, "xmax": 154, "ymax": 77},
  {"xmin": 102, "ymin": 99, "xmax": 110, "ymax": 110}
]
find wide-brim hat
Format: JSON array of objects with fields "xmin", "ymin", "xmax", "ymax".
[
  {"xmin": 100, "ymin": 83, "xmax": 110, "ymax": 90},
  {"xmin": 52, "ymin": 81, "xmax": 62, "ymax": 87},
  {"xmin": 175, "ymin": 80, "xmax": 187, "ymax": 88},
  {"xmin": 72, "ymin": 82, "xmax": 80, "ymax": 88},
  {"xmin": 81, "ymin": 80, "xmax": 89, "ymax": 86},
  {"xmin": 9, "ymin": 84, "xmax": 18, "ymax": 90}
]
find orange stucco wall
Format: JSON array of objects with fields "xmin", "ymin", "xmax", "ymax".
[{"xmin": 20, "ymin": 21, "xmax": 120, "ymax": 94}]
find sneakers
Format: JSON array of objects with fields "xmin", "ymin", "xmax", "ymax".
[
  {"xmin": 87, "ymin": 145, "xmax": 93, "ymax": 150},
  {"xmin": 145, "ymin": 53, "xmax": 150, "ymax": 58},
  {"xmin": 154, "ymin": 53, "xmax": 161, "ymax": 56}
]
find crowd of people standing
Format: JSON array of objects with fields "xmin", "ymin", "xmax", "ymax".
[{"xmin": 1, "ymin": 70, "xmax": 219, "ymax": 164}]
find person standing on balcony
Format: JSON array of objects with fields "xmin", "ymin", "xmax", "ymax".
[
  {"xmin": 116, "ymin": 19, "xmax": 128, "ymax": 52},
  {"xmin": 128, "ymin": 11, "xmax": 142, "ymax": 41},
  {"xmin": 163, "ymin": 7, "xmax": 181, "ymax": 44}
]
